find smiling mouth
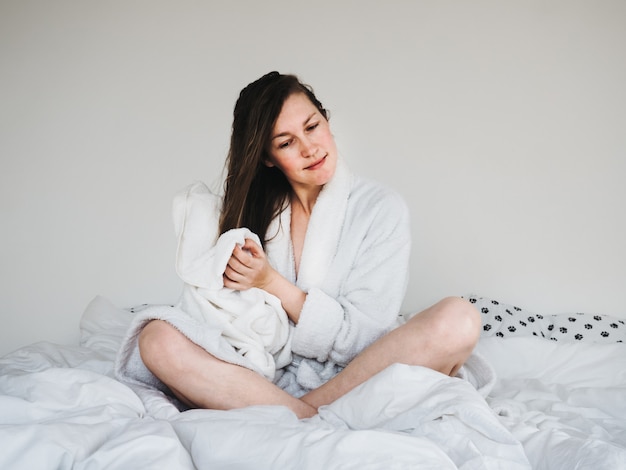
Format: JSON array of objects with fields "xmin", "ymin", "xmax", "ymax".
[{"xmin": 305, "ymin": 155, "xmax": 327, "ymax": 170}]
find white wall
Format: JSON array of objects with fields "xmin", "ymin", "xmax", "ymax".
[{"xmin": 1, "ymin": 0, "xmax": 625, "ymax": 357}]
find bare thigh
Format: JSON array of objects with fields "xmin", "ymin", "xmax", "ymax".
[{"xmin": 138, "ymin": 320, "xmax": 317, "ymax": 418}]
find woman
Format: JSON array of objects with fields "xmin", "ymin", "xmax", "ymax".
[{"xmin": 138, "ymin": 71, "xmax": 481, "ymax": 419}]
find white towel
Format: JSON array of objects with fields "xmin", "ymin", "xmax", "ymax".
[
  {"xmin": 176, "ymin": 226, "xmax": 293, "ymax": 379},
  {"xmin": 115, "ymin": 183, "xmax": 292, "ymax": 396}
]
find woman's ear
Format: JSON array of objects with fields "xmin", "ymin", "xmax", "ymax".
[{"xmin": 263, "ymin": 157, "xmax": 275, "ymax": 168}]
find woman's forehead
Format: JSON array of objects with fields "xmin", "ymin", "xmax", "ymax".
[{"xmin": 274, "ymin": 94, "xmax": 319, "ymax": 131}]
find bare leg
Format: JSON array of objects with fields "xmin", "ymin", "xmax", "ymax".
[
  {"xmin": 138, "ymin": 296, "xmax": 479, "ymax": 418},
  {"xmin": 300, "ymin": 296, "xmax": 481, "ymax": 409},
  {"xmin": 138, "ymin": 320, "xmax": 317, "ymax": 418}
]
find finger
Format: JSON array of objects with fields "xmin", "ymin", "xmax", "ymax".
[
  {"xmin": 223, "ymin": 265, "xmax": 249, "ymax": 288},
  {"xmin": 226, "ymin": 254, "xmax": 249, "ymax": 275},
  {"xmin": 242, "ymin": 238, "xmax": 263, "ymax": 257},
  {"xmin": 232, "ymin": 244, "xmax": 254, "ymax": 266},
  {"xmin": 223, "ymin": 273, "xmax": 244, "ymax": 291},
  {"xmin": 225, "ymin": 256, "xmax": 254, "ymax": 281}
]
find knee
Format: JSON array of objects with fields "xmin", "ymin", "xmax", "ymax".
[
  {"xmin": 433, "ymin": 296, "xmax": 481, "ymax": 349},
  {"xmin": 408, "ymin": 296, "xmax": 481, "ymax": 351},
  {"xmin": 138, "ymin": 320, "xmax": 183, "ymax": 372}
]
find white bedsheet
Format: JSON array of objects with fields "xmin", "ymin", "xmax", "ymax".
[
  {"xmin": 476, "ymin": 337, "xmax": 626, "ymax": 470},
  {"xmin": 1, "ymin": 296, "xmax": 625, "ymax": 469}
]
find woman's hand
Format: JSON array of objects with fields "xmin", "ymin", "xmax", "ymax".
[
  {"xmin": 223, "ymin": 238, "xmax": 276, "ymax": 291},
  {"xmin": 222, "ymin": 237, "xmax": 307, "ymax": 323}
]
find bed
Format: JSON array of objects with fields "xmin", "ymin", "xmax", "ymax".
[{"xmin": 1, "ymin": 294, "xmax": 625, "ymax": 469}]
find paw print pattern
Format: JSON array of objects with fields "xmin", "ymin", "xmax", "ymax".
[
  {"xmin": 128, "ymin": 303, "xmax": 150, "ymax": 314},
  {"xmin": 467, "ymin": 296, "xmax": 626, "ymax": 343},
  {"xmin": 550, "ymin": 313, "xmax": 625, "ymax": 343}
]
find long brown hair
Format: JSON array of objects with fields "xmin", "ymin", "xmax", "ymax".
[{"xmin": 219, "ymin": 72, "xmax": 329, "ymax": 245}]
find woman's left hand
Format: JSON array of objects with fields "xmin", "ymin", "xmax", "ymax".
[{"xmin": 223, "ymin": 238, "xmax": 276, "ymax": 291}]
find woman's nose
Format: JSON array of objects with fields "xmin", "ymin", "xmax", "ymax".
[{"xmin": 300, "ymin": 137, "xmax": 317, "ymax": 157}]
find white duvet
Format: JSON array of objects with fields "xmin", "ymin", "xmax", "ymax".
[{"xmin": 1, "ymin": 296, "xmax": 625, "ymax": 469}]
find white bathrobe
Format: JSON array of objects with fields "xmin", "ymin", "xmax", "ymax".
[
  {"xmin": 115, "ymin": 158, "xmax": 412, "ymax": 398},
  {"xmin": 264, "ymin": 159, "xmax": 413, "ymax": 395},
  {"xmin": 116, "ymin": 157, "xmax": 496, "ymax": 401},
  {"xmin": 273, "ymin": 161, "xmax": 496, "ymax": 397}
]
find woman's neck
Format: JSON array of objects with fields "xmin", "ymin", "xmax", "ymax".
[{"xmin": 291, "ymin": 186, "xmax": 322, "ymax": 216}]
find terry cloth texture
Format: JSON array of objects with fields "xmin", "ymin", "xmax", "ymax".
[{"xmin": 115, "ymin": 184, "xmax": 292, "ymax": 394}]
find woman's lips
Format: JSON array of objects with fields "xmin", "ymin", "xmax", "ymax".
[{"xmin": 305, "ymin": 155, "xmax": 326, "ymax": 170}]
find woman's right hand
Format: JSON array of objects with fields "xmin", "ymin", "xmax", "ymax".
[
  {"xmin": 223, "ymin": 238, "xmax": 307, "ymax": 323},
  {"xmin": 223, "ymin": 238, "xmax": 275, "ymax": 291}
]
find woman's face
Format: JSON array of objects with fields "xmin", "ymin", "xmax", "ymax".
[{"xmin": 265, "ymin": 92, "xmax": 337, "ymax": 193}]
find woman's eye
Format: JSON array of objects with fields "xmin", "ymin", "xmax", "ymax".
[
  {"xmin": 306, "ymin": 123, "xmax": 319, "ymax": 132},
  {"xmin": 278, "ymin": 140, "xmax": 291, "ymax": 149}
]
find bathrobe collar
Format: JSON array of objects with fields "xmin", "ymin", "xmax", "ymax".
[{"xmin": 266, "ymin": 158, "xmax": 352, "ymax": 291}]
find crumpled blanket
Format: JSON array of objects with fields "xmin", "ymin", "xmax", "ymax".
[
  {"xmin": 313, "ymin": 363, "xmax": 530, "ymax": 469},
  {"xmin": 115, "ymin": 182, "xmax": 292, "ymax": 395}
]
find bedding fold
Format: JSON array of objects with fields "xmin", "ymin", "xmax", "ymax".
[{"xmin": 4, "ymin": 295, "xmax": 626, "ymax": 469}]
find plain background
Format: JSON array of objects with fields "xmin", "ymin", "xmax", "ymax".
[{"xmin": 1, "ymin": 0, "xmax": 625, "ymax": 357}]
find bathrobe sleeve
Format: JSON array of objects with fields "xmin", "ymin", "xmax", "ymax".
[{"xmin": 290, "ymin": 179, "xmax": 412, "ymax": 365}]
